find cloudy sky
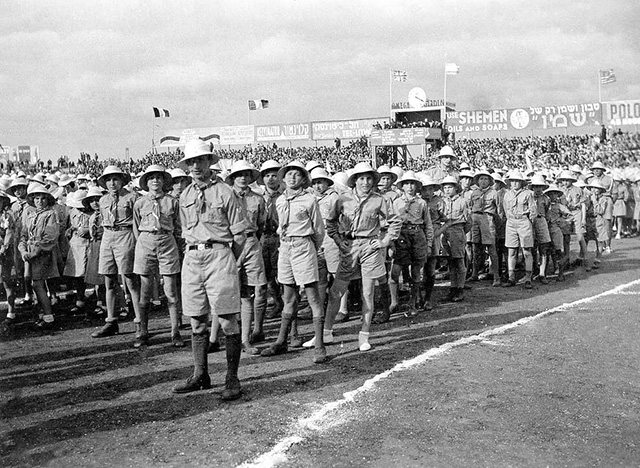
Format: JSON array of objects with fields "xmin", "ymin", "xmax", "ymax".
[{"xmin": 1, "ymin": 0, "xmax": 638, "ymax": 161}]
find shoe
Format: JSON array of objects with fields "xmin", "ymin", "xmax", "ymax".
[
  {"xmin": 334, "ymin": 311, "xmax": 350, "ymax": 323},
  {"xmin": 242, "ymin": 342, "xmax": 260, "ymax": 355},
  {"xmin": 207, "ymin": 341, "xmax": 221, "ymax": 353},
  {"xmin": 593, "ymin": 261, "xmax": 601, "ymax": 269},
  {"xmin": 289, "ymin": 336, "xmax": 303, "ymax": 348},
  {"xmin": 94, "ymin": 305, "xmax": 107, "ymax": 316},
  {"xmin": 539, "ymin": 276, "xmax": 549, "ymax": 285},
  {"xmin": 502, "ymin": 279, "xmax": 516, "ymax": 288},
  {"xmin": 492, "ymin": 280, "xmax": 502, "ymax": 287},
  {"xmin": 91, "ymin": 322, "xmax": 119, "ymax": 338},
  {"xmin": 35, "ymin": 316, "xmax": 54, "ymax": 328},
  {"xmin": 452, "ymin": 289, "xmax": 464, "ymax": 302},
  {"xmin": 260, "ymin": 342, "xmax": 288, "ymax": 357},
  {"xmin": 478, "ymin": 273, "xmax": 493, "ymax": 281},
  {"xmin": 118, "ymin": 308, "xmax": 130, "ymax": 320},
  {"xmin": 171, "ymin": 333, "xmax": 185, "ymax": 348},
  {"xmin": 220, "ymin": 376, "xmax": 242, "ymax": 400},
  {"xmin": 302, "ymin": 331, "xmax": 334, "ymax": 348},
  {"xmin": 524, "ymin": 280, "xmax": 533, "ymax": 289},
  {"xmin": 134, "ymin": 334, "xmax": 150, "ymax": 348},
  {"xmin": 423, "ymin": 301, "xmax": 433, "ymax": 311},
  {"xmin": 250, "ymin": 331, "xmax": 265, "ymax": 344},
  {"xmin": 296, "ymin": 305, "xmax": 312, "ymax": 321},
  {"xmin": 172, "ymin": 374, "xmax": 212, "ymax": 394},
  {"xmin": 556, "ymin": 273, "xmax": 565, "ymax": 282},
  {"xmin": 373, "ymin": 306, "xmax": 393, "ymax": 324},
  {"xmin": 313, "ymin": 346, "xmax": 328, "ymax": 363},
  {"xmin": 468, "ymin": 276, "xmax": 479, "ymax": 282},
  {"xmin": 359, "ymin": 341, "xmax": 372, "ymax": 351}
]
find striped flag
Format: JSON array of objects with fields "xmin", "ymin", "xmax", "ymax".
[
  {"xmin": 599, "ymin": 69, "xmax": 616, "ymax": 85},
  {"xmin": 392, "ymin": 70, "xmax": 407, "ymax": 82},
  {"xmin": 445, "ymin": 63, "xmax": 460, "ymax": 75},
  {"xmin": 248, "ymin": 99, "xmax": 269, "ymax": 110},
  {"xmin": 153, "ymin": 107, "xmax": 170, "ymax": 118}
]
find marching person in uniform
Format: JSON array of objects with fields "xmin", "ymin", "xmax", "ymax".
[
  {"xmin": 558, "ymin": 170, "xmax": 587, "ymax": 265},
  {"xmin": 502, "ymin": 171, "xmax": 537, "ymax": 289},
  {"xmin": 322, "ymin": 162, "xmax": 401, "ymax": 351},
  {"xmin": 18, "ymin": 184, "xmax": 60, "ymax": 327},
  {"xmin": 0, "ymin": 191, "xmax": 17, "ymax": 323},
  {"xmin": 172, "ymin": 140, "xmax": 246, "ymax": 400},
  {"xmin": 90, "ymin": 166, "xmax": 143, "ymax": 346},
  {"xmin": 260, "ymin": 161, "xmax": 328, "ymax": 363},
  {"xmin": 133, "ymin": 165, "xmax": 183, "ymax": 348},
  {"xmin": 63, "ymin": 190, "xmax": 92, "ymax": 313},
  {"xmin": 225, "ymin": 160, "xmax": 267, "ymax": 355},
  {"xmin": 7, "ymin": 178, "xmax": 33, "ymax": 306}
]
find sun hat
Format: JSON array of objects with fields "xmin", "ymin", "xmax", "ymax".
[
  {"xmin": 257, "ymin": 160, "xmax": 282, "ymax": 185},
  {"xmin": 506, "ymin": 170, "xmax": 526, "ymax": 182},
  {"xmin": 180, "ymin": 139, "xmax": 218, "ymax": 164},
  {"xmin": 278, "ymin": 161, "xmax": 311, "ymax": 189},
  {"xmin": 591, "ymin": 161, "xmax": 606, "ymax": 171},
  {"xmin": 377, "ymin": 165, "xmax": 398, "ymax": 185},
  {"xmin": 529, "ymin": 174, "xmax": 549, "ymax": 188},
  {"xmin": 418, "ymin": 173, "xmax": 441, "ymax": 189},
  {"xmin": 169, "ymin": 168, "xmax": 190, "ymax": 181},
  {"xmin": 139, "ymin": 165, "xmax": 172, "ymax": 192},
  {"xmin": 310, "ymin": 167, "xmax": 334, "ymax": 186},
  {"xmin": 6, "ymin": 177, "xmax": 29, "ymax": 196},
  {"xmin": 473, "ymin": 169, "xmax": 493, "ymax": 185},
  {"xmin": 440, "ymin": 175, "xmax": 459, "ymax": 187},
  {"xmin": 347, "ymin": 162, "xmax": 380, "ymax": 188},
  {"xmin": 438, "ymin": 146, "xmax": 456, "ymax": 158},
  {"xmin": 66, "ymin": 190, "xmax": 87, "ymax": 209},
  {"xmin": 557, "ymin": 170, "xmax": 577, "ymax": 182},
  {"xmin": 390, "ymin": 166, "xmax": 405, "ymax": 182},
  {"xmin": 98, "ymin": 165, "xmax": 131, "ymax": 189},
  {"xmin": 305, "ymin": 161, "xmax": 323, "ymax": 173},
  {"xmin": 58, "ymin": 174, "xmax": 76, "ymax": 187},
  {"xmin": 587, "ymin": 179, "xmax": 606, "ymax": 191},
  {"xmin": 26, "ymin": 183, "xmax": 56, "ymax": 207},
  {"xmin": 225, "ymin": 160, "xmax": 260, "ymax": 185},
  {"xmin": 332, "ymin": 171, "xmax": 349, "ymax": 188},
  {"xmin": 29, "ymin": 173, "xmax": 47, "ymax": 186},
  {"xmin": 82, "ymin": 186, "xmax": 104, "ymax": 209},
  {"xmin": 459, "ymin": 169, "xmax": 475, "ymax": 180},
  {"xmin": 397, "ymin": 170, "xmax": 423, "ymax": 190},
  {"xmin": 543, "ymin": 184, "xmax": 563, "ymax": 196}
]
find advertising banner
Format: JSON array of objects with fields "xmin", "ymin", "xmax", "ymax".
[
  {"xmin": 604, "ymin": 100, "xmax": 640, "ymax": 126},
  {"xmin": 255, "ymin": 122, "xmax": 310, "ymax": 142},
  {"xmin": 370, "ymin": 128, "xmax": 428, "ymax": 146},
  {"xmin": 311, "ymin": 117, "xmax": 388, "ymax": 140},
  {"xmin": 446, "ymin": 102, "xmax": 602, "ymax": 133}
]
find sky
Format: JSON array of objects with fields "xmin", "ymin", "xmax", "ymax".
[{"xmin": 1, "ymin": 0, "xmax": 638, "ymax": 161}]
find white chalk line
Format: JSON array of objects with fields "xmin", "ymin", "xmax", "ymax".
[{"xmin": 237, "ymin": 278, "xmax": 640, "ymax": 468}]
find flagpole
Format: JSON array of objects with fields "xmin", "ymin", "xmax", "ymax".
[
  {"xmin": 598, "ymin": 71, "xmax": 602, "ymax": 103},
  {"xmin": 443, "ymin": 64, "xmax": 447, "ymax": 118},
  {"xmin": 389, "ymin": 69, "xmax": 393, "ymax": 118}
]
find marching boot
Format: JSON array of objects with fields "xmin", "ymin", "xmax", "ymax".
[
  {"xmin": 408, "ymin": 282, "xmax": 421, "ymax": 316},
  {"xmin": 168, "ymin": 301, "xmax": 184, "ymax": 347},
  {"xmin": 373, "ymin": 282, "xmax": 392, "ymax": 324},
  {"xmin": 422, "ymin": 276, "xmax": 435, "ymax": 311},
  {"xmin": 252, "ymin": 286, "xmax": 267, "ymax": 343},
  {"xmin": 220, "ymin": 333, "xmax": 243, "ymax": 400},
  {"xmin": 172, "ymin": 332, "xmax": 212, "ymax": 393},
  {"xmin": 91, "ymin": 321, "xmax": 119, "ymax": 338},
  {"xmin": 133, "ymin": 304, "xmax": 150, "ymax": 348},
  {"xmin": 312, "ymin": 317, "xmax": 327, "ymax": 363},
  {"xmin": 261, "ymin": 315, "xmax": 292, "ymax": 357},
  {"xmin": 240, "ymin": 299, "xmax": 259, "ymax": 355}
]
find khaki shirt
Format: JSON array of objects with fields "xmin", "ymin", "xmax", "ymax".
[
  {"xmin": 442, "ymin": 194, "xmax": 468, "ymax": 226},
  {"xmin": 470, "ymin": 187, "xmax": 501, "ymax": 216},
  {"xmin": 19, "ymin": 208, "xmax": 59, "ymax": 254},
  {"xmin": 561, "ymin": 185, "xmax": 585, "ymax": 212},
  {"xmin": 133, "ymin": 192, "xmax": 181, "ymax": 237},
  {"xmin": 234, "ymin": 187, "xmax": 266, "ymax": 234},
  {"xmin": 276, "ymin": 188, "xmax": 325, "ymax": 249},
  {"xmin": 533, "ymin": 193, "xmax": 550, "ymax": 220},
  {"xmin": 503, "ymin": 188, "xmax": 537, "ymax": 220},
  {"xmin": 180, "ymin": 177, "xmax": 246, "ymax": 245},
  {"xmin": 262, "ymin": 187, "xmax": 283, "ymax": 235},
  {"xmin": 326, "ymin": 189, "xmax": 401, "ymax": 245},
  {"xmin": 68, "ymin": 208, "xmax": 91, "ymax": 239},
  {"xmin": 100, "ymin": 188, "xmax": 138, "ymax": 228}
]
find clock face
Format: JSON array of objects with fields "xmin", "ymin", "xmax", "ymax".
[{"xmin": 408, "ymin": 87, "xmax": 427, "ymax": 109}]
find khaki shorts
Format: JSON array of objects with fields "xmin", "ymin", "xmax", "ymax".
[
  {"xmin": 394, "ymin": 228, "xmax": 428, "ymax": 266},
  {"xmin": 471, "ymin": 213, "xmax": 496, "ymax": 245},
  {"xmin": 278, "ymin": 236, "xmax": 319, "ymax": 286},
  {"xmin": 239, "ymin": 235, "xmax": 267, "ymax": 286},
  {"xmin": 336, "ymin": 237, "xmax": 386, "ymax": 281},
  {"xmin": 261, "ymin": 234, "xmax": 279, "ymax": 280},
  {"xmin": 442, "ymin": 225, "xmax": 466, "ymax": 259},
  {"xmin": 322, "ymin": 238, "xmax": 341, "ymax": 274},
  {"xmin": 99, "ymin": 229, "xmax": 135, "ymax": 275},
  {"xmin": 133, "ymin": 232, "xmax": 181, "ymax": 276},
  {"xmin": 505, "ymin": 218, "xmax": 534, "ymax": 249},
  {"xmin": 548, "ymin": 224, "xmax": 564, "ymax": 251},
  {"xmin": 532, "ymin": 217, "xmax": 551, "ymax": 244},
  {"xmin": 181, "ymin": 244, "xmax": 240, "ymax": 317}
]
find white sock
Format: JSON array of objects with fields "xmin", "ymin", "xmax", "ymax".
[{"xmin": 359, "ymin": 331, "xmax": 371, "ymax": 351}]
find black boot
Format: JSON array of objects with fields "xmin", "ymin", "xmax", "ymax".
[
  {"xmin": 422, "ymin": 276, "xmax": 435, "ymax": 311},
  {"xmin": 91, "ymin": 321, "xmax": 119, "ymax": 338},
  {"xmin": 172, "ymin": 332, "xmax": 212, "ymax": 393},
  {"xmin": 220, "ymin": 333, "xmax": 242, "ymax": 400},
  {"xmin": 373, "ymin": 283, "xmax": 391, "ymax": 324}
]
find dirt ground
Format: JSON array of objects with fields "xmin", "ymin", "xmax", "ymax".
[{"xmin": 2, "ymin": 238, "xmax": 640, "ymax": 468}]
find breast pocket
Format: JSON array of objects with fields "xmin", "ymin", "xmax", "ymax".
[
  {"xmin": 180, "ymin": 200, "xmax": 198, "ymax": 230},
  {"xmin": 116, "ymin": 201, "xmax": 132, "ymax": 222},
  {"xmin": 206, "ymin": 201, "xmax": 226, "ymax": 224},
  {"xmin": 139, "ymin": 205, "xmax": 155, "ymax": 229}
]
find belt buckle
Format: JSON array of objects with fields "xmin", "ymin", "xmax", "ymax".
[{"xmin": 197, "ymin": 244, "xmax": 206, "ymax": 251}]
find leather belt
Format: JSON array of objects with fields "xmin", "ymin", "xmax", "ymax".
[
  {"xmin": 401, "ymin": 224, "xmax": 422, "ymax": 230},
  {"xmin": 104, "ymin": 226, "xmax": 132, "ymax": 231},
  {"xmin": 345, "ymin": 233, "xmax": 377, "ymax": 240},
  {"xmin": 141, "ymin": 229, "xmax": 171, "ymax": 235},
  {"xmin": 187, "ymin": 242, "xmax": 228, "ymax": 251}
]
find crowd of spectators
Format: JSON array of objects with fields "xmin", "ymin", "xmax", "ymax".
[
  {"xmin": 6, "ymin": 130, "xmax": 639, "ymax": 179},
  {"xmin": 373, "ymin": 119, "xmax": 444, "ymax": 130}
]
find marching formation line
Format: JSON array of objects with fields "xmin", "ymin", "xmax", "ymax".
[{"xmin": 237, "ymin": 278, "xmax": 640, "ymax": 468}]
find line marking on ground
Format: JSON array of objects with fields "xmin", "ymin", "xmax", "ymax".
[{"xmin": 237, "ymin": 278, "xmax": 640, "ymax": 468}]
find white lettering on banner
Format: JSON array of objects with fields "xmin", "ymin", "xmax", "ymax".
[
  {"xmin": 256, "ymin": 123, "xmax": 310, "ymax": 141},
  {"xmin": 311, "ymin": 118, "xmax": 388, "ymax": 140},
  {"xmin": 458, "ymin": 110, "xmax": 508, "ymax": 125},
  {"xmin": 606, "ymin": 100, "xmax": 640, "ymax": 126}
]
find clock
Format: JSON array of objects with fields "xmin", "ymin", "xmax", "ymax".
[{"xmin": 408, "ymin": 87, "xmax": 427, "ymax": 109}]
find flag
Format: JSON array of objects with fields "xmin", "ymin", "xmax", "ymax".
[
  {"xmin": 248, "ymin": 99, "xmax": 269, "ymax": 110},
  {"xmin": 599, "ymin": 69, "xmax": 616, "ymax": 85},
  {"xmin": 392, "ymin": 70, "xmax": 407, "ymax": 82},
  {"xmin": 445, "ymin": 63, "xmax": 460, "ymax": 75},
  {"xmin": 153, "ymin": 107, "xmax": 170, "ymax": 118}
]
